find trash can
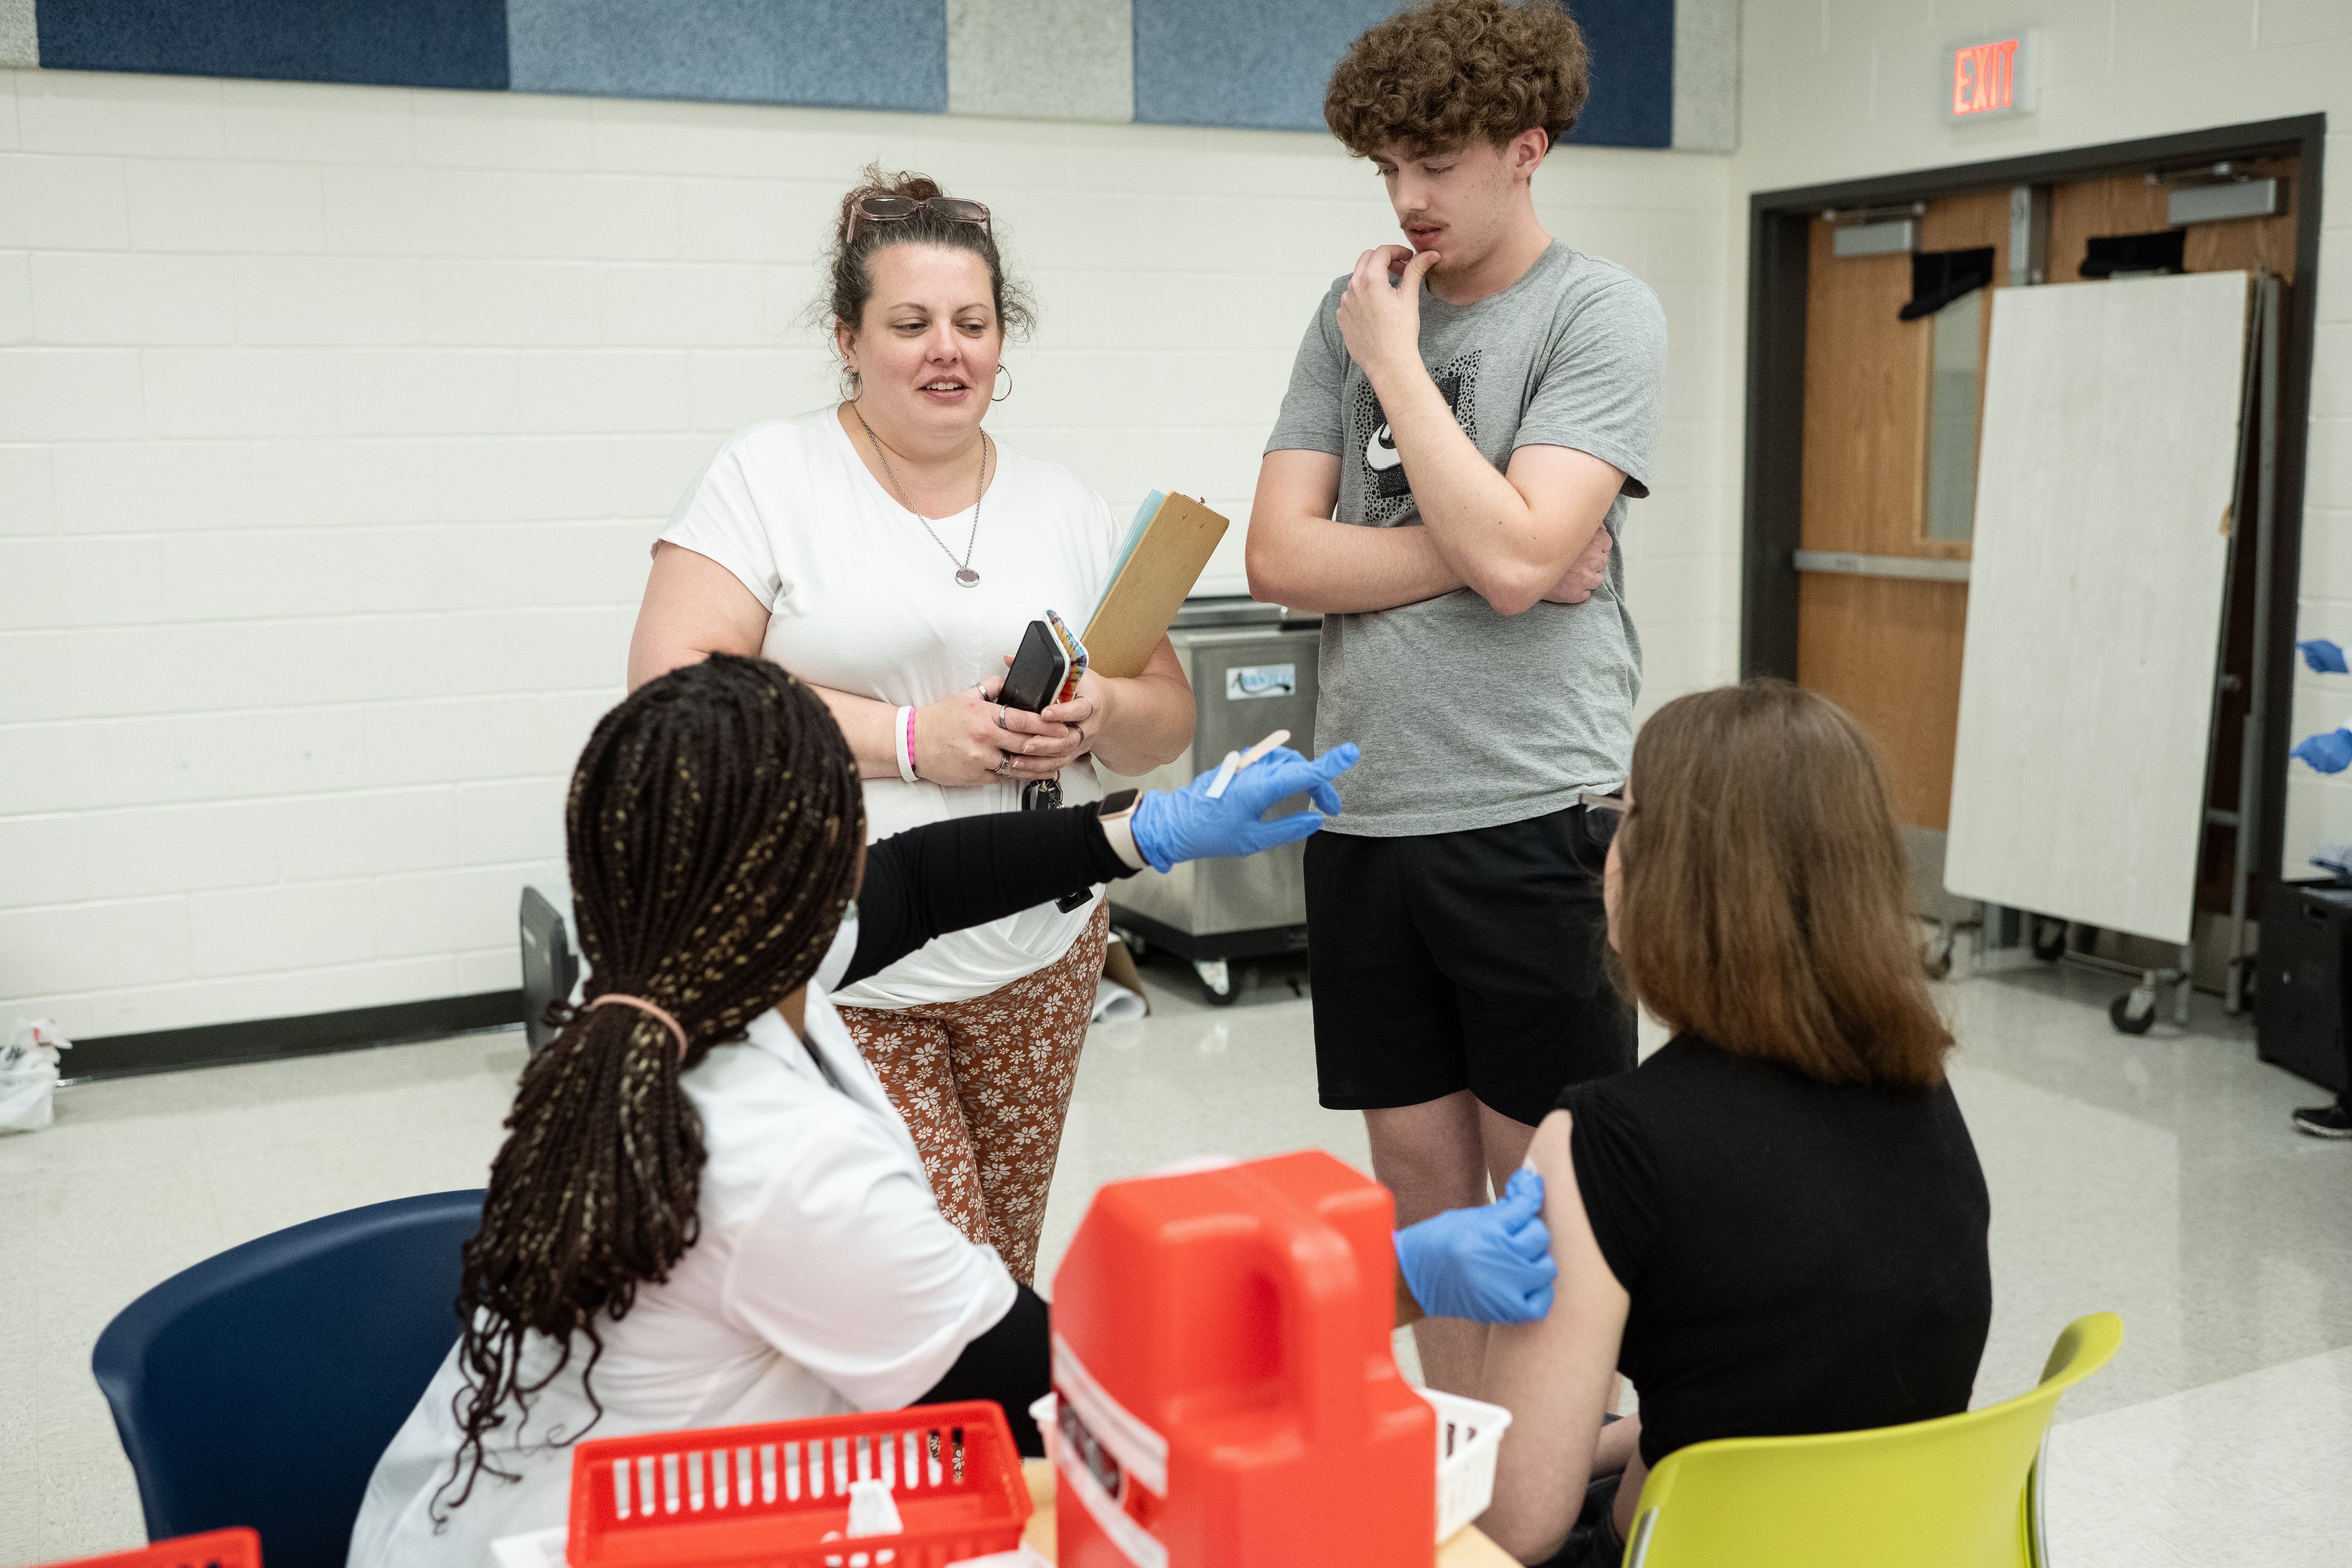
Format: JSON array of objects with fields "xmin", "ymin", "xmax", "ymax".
[
  {"xmin": 2256, "ymin": 878, "xmax": 2352, "ymax": 1093},
  {"xmin": 1098, "ymin": 597, "xmax": 1321, "ymax": 1006}
]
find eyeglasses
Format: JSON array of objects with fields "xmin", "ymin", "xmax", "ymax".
[
  {"xmin": 849, "ymin": 194, "xmax": 993, "ymax": 243},
  {"xmin": 1578, "ymin": 790, "xmax": 1627, "ymax": 851}
]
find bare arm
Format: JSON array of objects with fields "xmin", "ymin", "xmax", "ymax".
[
  {"xmin": 628, "ymin": 540, "xmax": 771, "ymax": 690},
  {"xmin": 1339, "ymin": 248, "xmax": 1627, "ymax": 616},
  {"xmin": 627, "ymin": 542, "xmax": 1027, "ymax": 788},
  {"xmin": 1476, "ymin": 1108, "xmax": 1630, "ymax": 1563},
  {"xmin": 1243, "ymin": 449, "xmax": 1465, "ymax": 614}
]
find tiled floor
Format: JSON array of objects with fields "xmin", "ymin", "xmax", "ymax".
[{"xmin": 2, "ymin": 947, "xmax": 2347, "ymax": 1566}]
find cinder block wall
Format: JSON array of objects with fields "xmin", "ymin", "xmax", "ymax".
[{"xmin": 0, "ymin": 67, "xmax": 1737, "ymax": 1040}]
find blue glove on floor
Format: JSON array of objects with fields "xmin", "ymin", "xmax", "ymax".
[
  {"xmin": 1129, "ymin": 743, "xmax": 1361, "ymax": 874},
  {"xmin": 2294, "ymin": 728, "xmax": 2352, "ymax": 774},
  {"xmin": 2300, "ymin": 638, "xmax": 2349, "ymax": 675},
  {"xmin": 1393, "ymin": 1168, "xmax": 1556, "ymax": 1325}
]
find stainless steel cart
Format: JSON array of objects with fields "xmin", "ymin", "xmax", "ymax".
[{"xmin": 1097, "ymin": 597, "xmax": 1323, "ymax": 1005}]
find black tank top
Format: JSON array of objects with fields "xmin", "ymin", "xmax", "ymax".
[{"xmin": 1559, "ymin": 1036, "xmax": 1992, "ymax": 1467}]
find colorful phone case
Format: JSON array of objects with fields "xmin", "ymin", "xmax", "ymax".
[{"xmin": 1045, "ymin": 607, "xmax": 1089, "ymax": 705}]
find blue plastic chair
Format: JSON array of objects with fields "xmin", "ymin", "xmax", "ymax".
[{"xmin": 91, "ymin": 1190, "xmax": 485, "ymax": 1568}]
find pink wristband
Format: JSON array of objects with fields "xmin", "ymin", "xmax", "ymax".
[{"xmin": 895, "ymin": 705, "xmax": 919, "ymax": 784}]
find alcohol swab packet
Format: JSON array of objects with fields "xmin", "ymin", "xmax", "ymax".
[{"xmin": 1204, "ymin": 729, "xmax": 1292, "ymax": 800}]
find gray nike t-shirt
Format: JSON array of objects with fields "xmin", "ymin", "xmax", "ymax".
[{"xmin": 1265, "ymin": 242, "xmax": 1666, "ymax": 836}]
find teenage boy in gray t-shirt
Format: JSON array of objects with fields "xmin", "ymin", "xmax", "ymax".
[{"xmin": 1250, "ymin": 0, "xmax": 1665, "ymax": 1394}]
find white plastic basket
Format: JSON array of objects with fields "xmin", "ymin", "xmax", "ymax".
[{"xmin": 1417, "ymin": 1386, "xmax": 1513, "ymax": 1543}]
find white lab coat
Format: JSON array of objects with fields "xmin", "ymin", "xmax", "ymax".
[{"xmin": 346, "ymin": 933, "xmax": 1016, "ymax": 1568}]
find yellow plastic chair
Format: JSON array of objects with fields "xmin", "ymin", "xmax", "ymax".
[{"xmin": 1621, "ymin": 1312, "xmax": 2124, "ymax": 1567}]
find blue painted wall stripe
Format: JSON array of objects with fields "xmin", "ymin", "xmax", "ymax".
[
  {"xmin": 1132, "ymin": 0, "xmax": 1394, "ymax": 134},
  {"xmin": 507, "ymin": 0, "xmax": 946, "ymax": 113},
  {"xmin": 1565, "ymin": 0, "xmax": 1673, "ymax": 150},
  {"xmin": 36, "ymin": 0, "xmax": 510, "ymax": 90},
  {"xmin": 1135, "ymin": 0, "xmax": 1673, "ymax": 149},
  {"xmin": 28, "ymin": 0, "xmax": 1683, "ymax": 148}
]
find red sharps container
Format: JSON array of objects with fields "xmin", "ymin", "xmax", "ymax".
[{"xmin": 1048, "ymin": 1150, "xmax": 1436, "ymax": 1566}]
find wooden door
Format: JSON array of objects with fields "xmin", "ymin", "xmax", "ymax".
[
  {"xmin": 1797, "ymin": 193, "xmax": 2007, "ymax": 831},
  {"xmin": 1797, "ymin": 161, "xmax": 2299, "ymax": 843}
]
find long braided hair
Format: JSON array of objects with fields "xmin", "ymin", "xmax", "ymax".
[{"xmin": 436, "ymin": 654, "xmax": 865, "ymax": 1513}]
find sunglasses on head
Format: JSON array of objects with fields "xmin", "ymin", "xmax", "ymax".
[{"xmin": 849, "ymin": 194, "xmax": 993, "ymax": 243}]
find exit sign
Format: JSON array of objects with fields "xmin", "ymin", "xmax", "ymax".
[{"xmin": 1944, "ymin": 31, "xmax": 2037, "ymax": 121}]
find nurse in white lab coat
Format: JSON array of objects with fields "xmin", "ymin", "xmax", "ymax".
[{"xmin": 346, "ymin": 654, "xmax": 1366, "ymax": 1568}]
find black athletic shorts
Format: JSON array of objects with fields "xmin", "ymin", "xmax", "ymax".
[{"xmin": 1305, "ymin": 803, "xmax": 1634, "ymax": 1128}]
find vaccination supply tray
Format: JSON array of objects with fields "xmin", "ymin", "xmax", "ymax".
[
  {"xmin": 1029, "ymin": 1386, "xmax": 1513, "ymax": 1547},
  {"xmin": 567, "ymin": 1401, "xmax": 1032, "ymax": 1568},
  {"xmin": 1420, "ymin": 1387, "xmax": 1513, "ymax": 1543}
]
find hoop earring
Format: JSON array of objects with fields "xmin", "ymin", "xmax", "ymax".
[{"xmin": 993, "ymin": 364, "xmax": 1013, "ymax": 403}]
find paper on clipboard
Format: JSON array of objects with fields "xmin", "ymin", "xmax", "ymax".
[
  {"xmin": 1081, "ymin": 493, "xmax": 1229, "ymax": 680},
  {"xmin": 1099, "ymin": 491, "xmax": 1166, "ymax": 606}
]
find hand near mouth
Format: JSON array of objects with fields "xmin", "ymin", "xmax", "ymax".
[
  {"xmin": 1395, "ymin": 233, "xmax": 1442, "ymax": 271},
  {"xmin": 1338, "ymin": 244, "xmax": 1440, "ymax": 386}
]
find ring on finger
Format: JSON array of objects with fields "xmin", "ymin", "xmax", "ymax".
[{"xmin": 996, "ymin": 705, "xmax": 1008, "ymax": 730}]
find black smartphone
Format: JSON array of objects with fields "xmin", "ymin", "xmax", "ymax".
[{"xmin": 999, "ymin": 619, "xmax": 1069, "ymax": 714}]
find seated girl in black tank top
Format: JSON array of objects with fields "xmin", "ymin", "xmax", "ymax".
[{"xmin": 1472, "ymin": 681, "xmax": 1991, "ymax": 1565}]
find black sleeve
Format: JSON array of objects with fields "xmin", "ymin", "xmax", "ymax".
[
  {"xmin": 1558, "ymin": 1080, "xmax": 1658, "ymax": 1295},
  {"xmin": 842, "ymin": 803, "xmax": 1139, "ymax": 989},
  {"xmin": 914, "ymin": 1281, "xmax": 1050, "ymax": 1457}
]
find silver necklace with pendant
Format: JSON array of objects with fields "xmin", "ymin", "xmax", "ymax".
[{"xmin": 853, "ymin": 403, "xmax": 989, "ymax": 588}]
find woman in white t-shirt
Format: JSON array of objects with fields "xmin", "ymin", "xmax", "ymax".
[{"xmin": 627, "ymin": 169, "xmax": 1193, "ymax": 1283}]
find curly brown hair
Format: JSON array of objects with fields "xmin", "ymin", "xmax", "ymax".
[{"xmin": 1324, "ymin": 0, "xmax": 1590, "ymax": 160}]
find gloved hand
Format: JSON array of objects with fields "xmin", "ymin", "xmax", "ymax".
[
  {"xmin": 1393, "ymin": 1168, "xmax": 1556, "ymax": 1324},
  {"xmin": 2300, "ymin": 638, "xmax": 2349, "ymax": 675},
  {"xmin": 1129, "ymin": 743, "xmax": 1361, "ymax": 874},
  {"xmin": 2294, "ymin": 727, "xmax": 2352, "ymax": 774}
]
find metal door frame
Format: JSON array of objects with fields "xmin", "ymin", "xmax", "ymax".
[{"xmin": 1742, "ymin": 113, "xmax": 2325, "ymax": 907}]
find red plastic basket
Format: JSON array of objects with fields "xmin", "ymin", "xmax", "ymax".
[
  {"xmin": 39, "ymin": 1530, "xmax": 261, "ymax": 1568},
  {"xmin": 567, "ymin": 1402, "xmax": 1031, "ymax": 1568}
]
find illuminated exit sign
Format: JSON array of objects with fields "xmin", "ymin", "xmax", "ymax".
[{"xmin": 1944, "ymin": 31, "xmax": 2037, "ymax": 121}]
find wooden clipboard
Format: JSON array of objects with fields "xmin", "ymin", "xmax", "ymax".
[{"xmin": 1080, "ymin": 494, "xmax": 1229, "ymax": 678}]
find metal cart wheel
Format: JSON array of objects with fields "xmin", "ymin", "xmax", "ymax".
[
  {"xmin": 1196, "ymin": 958, "xmax": 1240, "ymax": 1007},
  {"xmin": 2109, "ymin": 986, "xmax": 2158, "ymax": 1035},
  {"xmin": 2031, "ymin": 918, "xmax": 2067, "ymax": 963}
]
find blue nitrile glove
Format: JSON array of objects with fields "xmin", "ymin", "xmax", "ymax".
[
  {"xmin": 2294, "ymin": 728, "xmax": 2352, "ymax": 774},
  {"xmin": 1393, "ymin": 1168, "xmax": 1556, "ymax": 1324},
  {"xmin": 2301, "ymin": 639, "xmax": 2349, "ymax": 674},
  {"xmin": 1128, "ymin": 743, "xmax": 1361, "ymax": 874}
]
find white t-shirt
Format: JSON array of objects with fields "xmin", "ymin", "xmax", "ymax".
[
  {"xmin": 346, "ymin": 972, "xmax": 1018, "ymax": 1568},
  {"xmin": 661, "ymin": 406, "xmax": 1125, "ymax": 1009}
]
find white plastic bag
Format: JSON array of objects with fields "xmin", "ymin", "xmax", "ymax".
[
  {"xmin": 1091, "ymin": 977, "xmax": 1146, "ymax": 1024},
  {"xmin": 0, "ymin": 1017, "xmax": 71, "ymax": 1133}
]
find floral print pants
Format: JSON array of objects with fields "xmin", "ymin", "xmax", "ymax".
[{"xmin": 836, "ymin": 903, "xmax": 1108, "ymax": 1286}]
